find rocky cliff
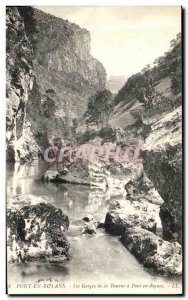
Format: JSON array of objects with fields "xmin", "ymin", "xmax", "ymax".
[
  {"xmin": 141, "ymin": 35, "xmax": 182, "ymax": 244},
  {"xmin": 6, "ymin": 6, "xmax": 106, "ymax": 161},
  {"xmin": 109, "ymin": 33, "xmax": 181, "ymax": 139},
  {"xmin": 110, "ymin": 33, "xmax": 182, "ymax": 244},
  {"xmin": 27, "ymin": 8, "xmax": 106, "ymax": 119},
  {"xmin": 6, "ymin": 7, "xmax": 39, "ymax": 161},
  {"xmin": 142, "ymin": 99, "xmax": 182, "ymax": 243},
  {"xmin": 101, "ymin": 33, "xmax": 182, "ymax": 272}
]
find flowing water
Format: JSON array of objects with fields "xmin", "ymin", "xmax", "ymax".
[{"xmin": 6, "ymin": 161, "xmax": 182, "ymax": 294}]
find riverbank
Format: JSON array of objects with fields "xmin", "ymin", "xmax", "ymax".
[{"xmin": 7, "ymin": 161, "xmax": 182, "ymax": 295}]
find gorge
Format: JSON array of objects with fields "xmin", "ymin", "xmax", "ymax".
[{"xmin": 6, "ymin": 6, "xmax": 182, "ymax": 293}]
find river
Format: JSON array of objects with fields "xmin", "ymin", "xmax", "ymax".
[{"xmin": 6, "ymin": 161, "xmax": 182, "ymax": 294}]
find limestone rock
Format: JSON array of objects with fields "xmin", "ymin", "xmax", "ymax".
[
  {"xmin": 6, "ymin": 7, "xmax": 38, "ymax": 161},
  {"xmin": 6, "ymin": 6, "xmax": 107, "ymax": 161},
  {"xmin": 142, "ymin": 107, "xmax": 182, "ymax": 243},
  {"xmin": 105, "ymin": 199, "xmax": 157, "ymax": 235},
  {"xmin": 42, "ymin": 153, "xmax": 142, "ymax": 192},
  {"xmin": 31, "ymin": 8, "xmax": 106, "ymax": 119},
  {"xmin": 82, "ymin": 214, "xmax": 98, "ymax": 224},
  {"xmin": 121, "ymin": 227, "xmax": 182, "ymax": 276},
  {"xmin": 82, "ymin": 223, "xmax": 97, "ymax": 235},
  {"xmin": 7, "ymin": 202, "xmax": 69, "ymax": 263},
  {"xmin": 82, "ymin": 214, "xmax": 99, "ymax": 235},
  {"xmin": 125, "ymin": 173, "xmax": 163, "ymax": 205}
]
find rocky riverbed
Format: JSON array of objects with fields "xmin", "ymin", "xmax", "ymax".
[
  {"xmin": 7, "ymin": 161, "xmax": 182, "ymax": 280},
  {"xmin": 6, "ymin": 6, "xmax": 182, "ymax": 295}
]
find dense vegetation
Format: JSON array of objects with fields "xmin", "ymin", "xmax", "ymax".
[
  {"xmin": 84, "ymin": 89, "xmax": 113, "ymax": 129},
  {"xmin": 114, "ymin": 33, "xmax": 182, "ymax": 106}
]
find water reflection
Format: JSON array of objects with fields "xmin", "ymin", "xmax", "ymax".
[
  {"xmin": 7, "ymin": 161, "xmax": 182, "ymax": 288},
  {"xmin": 6, "ymin": 161, "xmax": 113, "ymax": 219},
  {"xmin": 6, "ymin": 161, "xmax": 47, "ymax": 198}
]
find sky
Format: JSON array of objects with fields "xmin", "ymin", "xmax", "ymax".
[{"xmin": 36, "ymin": 6, "xmax": 181, "ymax": 78}]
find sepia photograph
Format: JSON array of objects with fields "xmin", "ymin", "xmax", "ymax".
[{"xmin": 5, "ymin": 4, "xmax": 183, "ymax": 295}]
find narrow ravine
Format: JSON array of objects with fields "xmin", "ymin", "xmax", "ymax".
[{"xmin": 7, "ymin": 161, "xmax": 181, "ymax": 289}]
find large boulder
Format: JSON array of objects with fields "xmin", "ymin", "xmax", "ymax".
[
  {"xmin": 121, "ymin": 227, "xmax": 182, "ymax": 276},
  {"xmin": 42, "ymin": 155, "xmax": 142, "ymax": 192},
  {"xmin": 42, "ymin": 161, "xmax": 92, "ymax": 185},
  {"xmin": 7, "ymin": 202, "xmax": 69, "ymax": 263},
  {"xmin": 105, "ymin": 199, "xmax": 158, "ymax": 235},
  {"xmin": 125, "ymin": 173, "xmax": 163, "ymax": 205},
  {"xmin": 105, "ymin": 175, "xmax": 162, "ymax": 236}
]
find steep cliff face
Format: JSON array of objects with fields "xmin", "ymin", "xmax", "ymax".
[
  {"xmin": 6, "ymin": 7, "xmax": 39, "ymax": 161},
  {"xmin": 140, "ymin": 38, "xmax": 182, "ymax": 244},
  {"xmin": 110, "ymin": 33, "xmax": 182, "ymax": 243},
  {"xmin": 27, "ymin": 8, "xmax": 106, "ymax": 119},
  {"xmin": 6, "ymin": 6, "xmax": 107, "ymax": 160},
  {"xmin": 142, "ymin": 106, "xmax": 182, "ymax": 243}
]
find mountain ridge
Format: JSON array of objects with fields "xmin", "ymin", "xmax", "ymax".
[{"xmin": 6, "ymin": 6, "xmax": 107, "ymax": 161}]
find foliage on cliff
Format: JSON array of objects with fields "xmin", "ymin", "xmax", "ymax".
[
  {"xmin": 6, "ymin": 6, "xmax": 107, "ymax": 160},
  {"xmin": 114, "ymin": 33, "xmax": 182, "ymax": 106},
  {"xmin": 84, "ymin": 89, "xmax": 113, "ymax": 129}
]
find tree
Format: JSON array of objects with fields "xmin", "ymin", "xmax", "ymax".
[
  {"xmin": 170, "ymin": 33, "xmax": 181, "ymax": 49},
  {"xmin": 84, "ymin": 89, "xmax": 113, "ymax": 128},
  {"xmin": 141, "ymin": 64, "xmax": 151, "ymax": 75},
  {"xmin": 71, "ymin": 117, "xmax": 78, "ymax": 138},
  {"xmin": 169, "ymin": 33, "xmax": 182, "ymax": 95},
  {"xmin": 42, "ymin": 89, "xmax": 57, "ymax": 118},
  {"xmin": 153, "ymin": 56, "xmax": 165, "ymax": 66},
  {"xmin": 124, "ymin": 72, "xmax": 154, "ymax": 104}
]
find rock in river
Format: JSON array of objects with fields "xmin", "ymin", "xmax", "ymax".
[
  {"xmin": 7, "ymin": 202, "xmax": 70, "ymax": 263},
  {"xmin": 82, "ymin": 214, "xmax": 99, "ymax": 235},
  {"xmin": 121, "ymin": 227, "xmax": 182, "ymax": 276},
  {"xmin": 105, "ymin": 199, "xmax": 157, "ymax": 235}
]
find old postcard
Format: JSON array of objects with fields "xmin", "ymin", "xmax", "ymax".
[{"xmin": 6, "ymin": 6, "xmax": 183, "ymax": 295}]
